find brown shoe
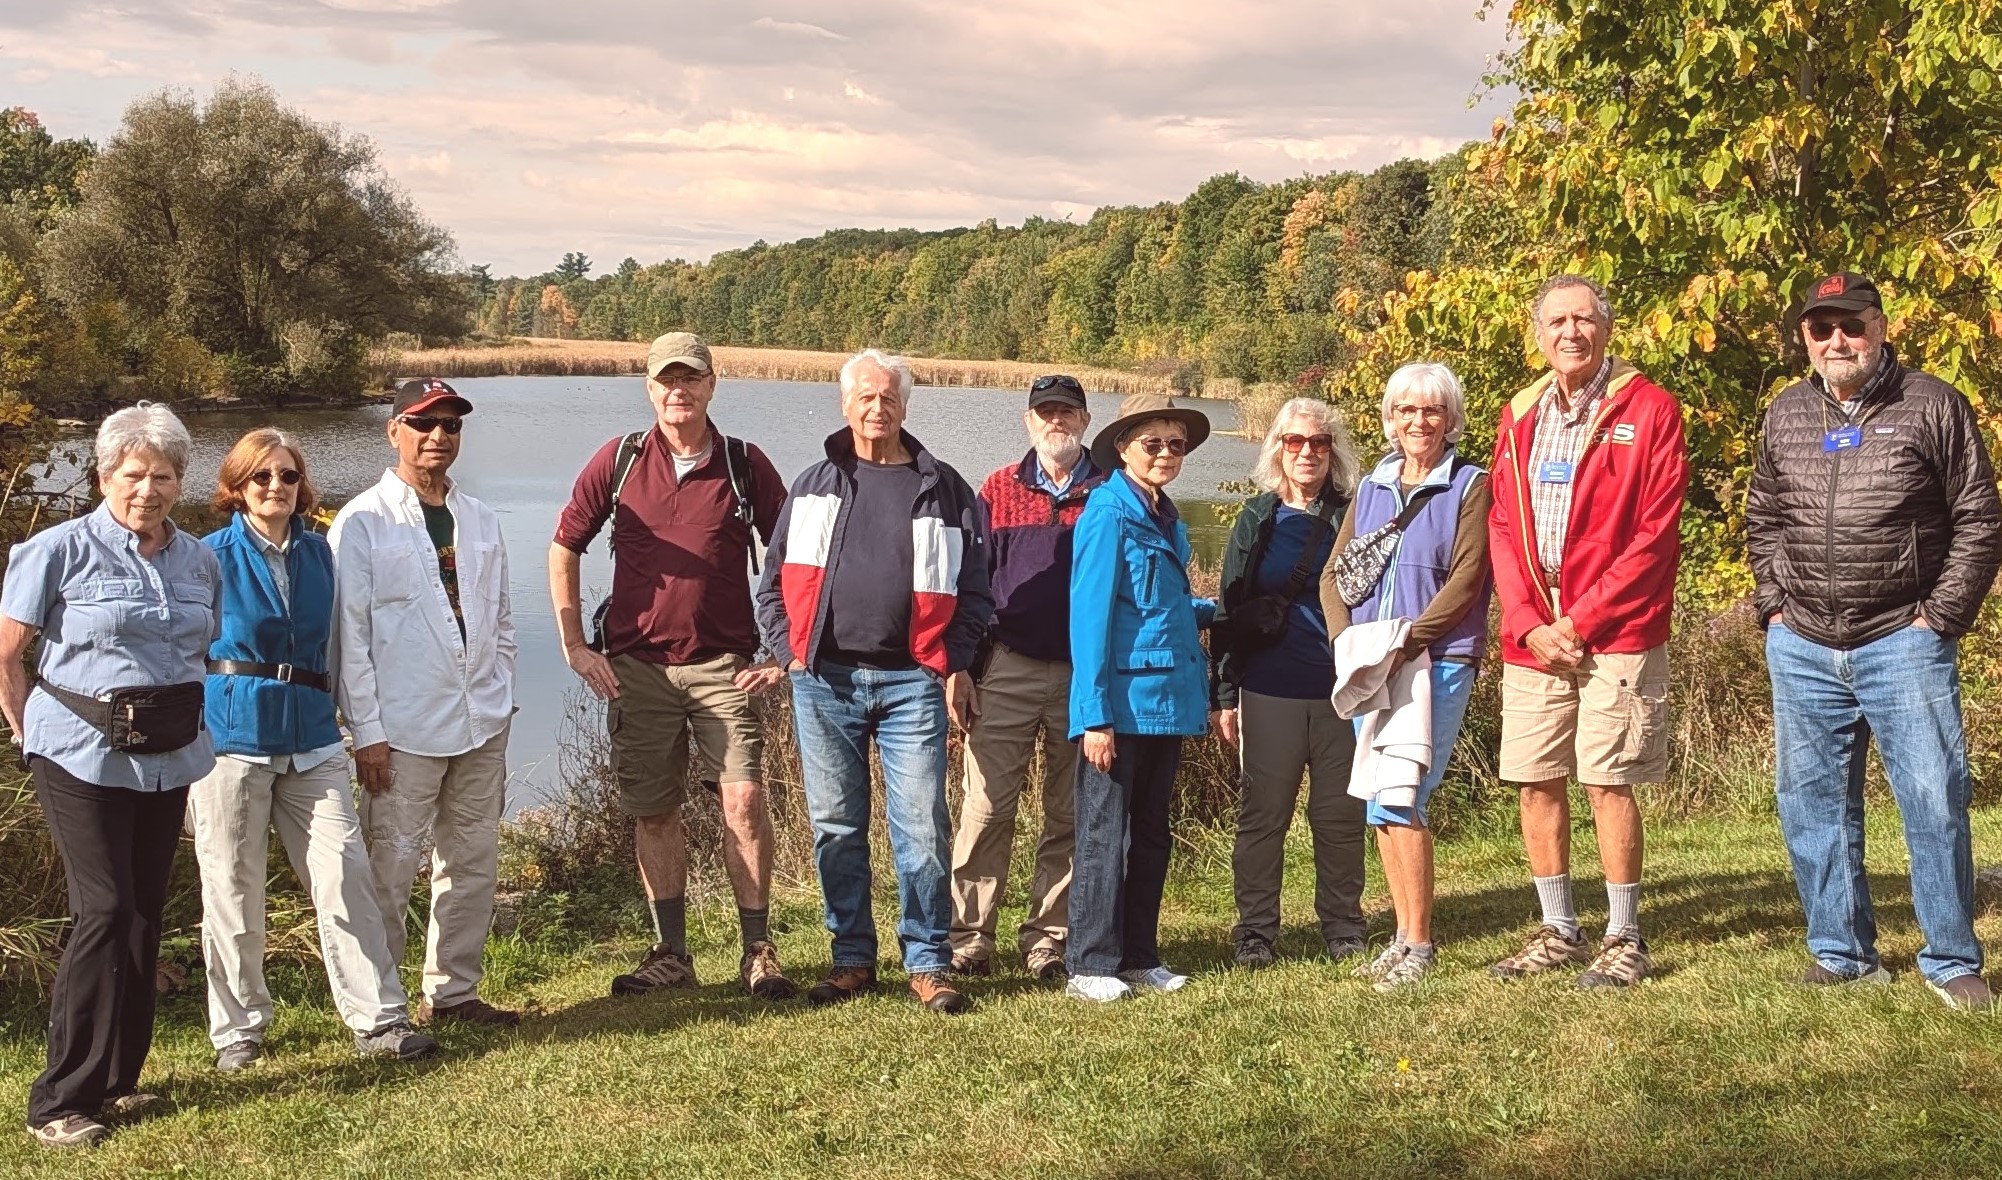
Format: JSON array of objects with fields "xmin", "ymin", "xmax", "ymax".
[
  {"xmin": 950, "ymin": 951, "xmax": 993, "ymax": 977},
  {"xmin": 416, "ymin": 996, "xmax": 521, "ymax": 1027},
  {"xmin": 740, "ymin": 940, "xmax": 798, "ymax": 1000},
  {"xmin": 910, "ymin": 971, "xmax": 973, "ymax": 1014},
  {"xmin": 1576, "ymin": 936, "xmax": 1652, "ymax": 990},
  {"xmin": 1929, "ymin": 974, "xmax": 1997, "ymax": 1012},
  {"xmin": 807, "ymin": 964, "xmax": 879, "ymax": 1007},
  {"xmin": 1489, "ymin": 925, "xmax": 1595, "ymax": 980},
  {"xmin": 610, "ymin": 943, "xmax": 698, "ymax": 997},
  {"xmin": 1023, "ymin": 947, "xmax": 1068, "ymax": 981}
]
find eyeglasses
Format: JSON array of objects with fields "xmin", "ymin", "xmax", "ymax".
[
  {"xmin": 248, "ymin": 468, "xmax": 302, "ymax": 488},
  {"xmin": 1281, "ymin": 433, "xmax": 1334, "ymax": 456},
  {"xmin": 397, "ymin": 415, "xmax": 464, "ymax": 435},
  {"xmin": 1391, "ymin": 403, "xmax": 1448, "ymax": 421},
  {"xmin": 1133, "ymin": 436, "xmax": 1188, "ymax": 457},
  {"xmin": 652, "ymin": 371, "xmax": 710, "ymax": 389},
  {"xmin": 1031, "ymin": 374, "xmax": 1084, "ymax": 395},
  {"xmin": 1805, "ymin": 317, "xmax": 1872, "ymax": 342}
]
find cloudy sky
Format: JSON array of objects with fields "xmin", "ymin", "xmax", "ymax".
[{"xmin": 0, "ymin": 1, "xmax": 1511, "ymax": 276}]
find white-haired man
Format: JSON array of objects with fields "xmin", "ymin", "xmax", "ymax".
[{"xmin": 755, "ymin": 350, "xmax": 994, "ymax": 1014}]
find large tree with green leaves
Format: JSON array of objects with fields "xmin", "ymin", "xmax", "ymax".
[{"xmin": 0, "ymin": 109, "xmax": 93, "ymax": 230}]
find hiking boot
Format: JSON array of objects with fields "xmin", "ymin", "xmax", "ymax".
[
  {"xmin": 1119, "ymin": 965, "xmax": 1191, "ymax": 993},
  {"xmin": 1374, "ymin": 946, "xmax": 1436, "ymax": 993},
  {"xmin": 416, "ymin": 996, "xmax": 521, "ymax": 1027},
  {"xmin": 1929, "ymin": 974, "xmax": 1997, "ymax": 1013},
  {"xmin": 1233, "ymin": 934, "xmax": 1277, "ymax": 970},
  {"xmin": 355, "ymin": 1021, "xmax": 440, "ymax": 1060},
  {"xmin": 910, "ymin": 971, "xmax": 973, "ymax": 1014},
  {"xmin": 31, "ymin": 1115, "xmax": 109, "ymax": 1150},
  {"xmin": 1354, "ymin": 940, "xmax": 1409, "ymax": 982},
  {"xmin": 214, "ymin": 1039, "xmax": 262, "ymax": 1072},
  {"xmin": 610, "ymin": 943, "xmax": 698, "ymax": 997},
  {"xmin": 1023, "ymin": 947, "xmax": 1068, "ymax": 981},
  {"xmin": 1800, "ymin": 961, "xmax": 1893, "ymax": 987},
  {"xmin": 1065, "ymin": 974, "xmax": 1132, "ymax": 1003},
  {"xmin": 100, "ymin": 1092, "xmax": 163, "ymax": 1123},
  {"xmin": 1576, "ymin": 935, "xmax": 1652, "ymax": 990},
  {"xmin": 949, "ymin": 951, "xmax": 993, "ymax": 977},
  {"xmin": 1324, "ymin": 936, "xmax": 1366, "ymax": 966},
  {"xmin": 806, "ymin": 964, "xmax": 879, "ymax": 1008},
  {"xmin": 1489, "ymin": 925, "xmax": 1595, "ymax": 980},
  {"xmin": 740, "ymin": 940, "xmax": 798, "ymax": 1000}
]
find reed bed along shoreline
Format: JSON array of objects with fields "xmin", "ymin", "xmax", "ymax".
[{"xmin": 373, "ymin": 338, "xmax": 1176, "ymax": 397}]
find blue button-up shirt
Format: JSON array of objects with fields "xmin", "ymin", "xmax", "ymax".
[
  {"xmin": 1, "ymin": 504, "xmax": 222, "ymax": 791},
  {"xmin": 1031, "ymin": 454, "xmax": 1093, "ymax": 498}
]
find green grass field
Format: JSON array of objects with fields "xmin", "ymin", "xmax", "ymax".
[{"xmin": 3, "ymin": 806, "xmax": 2000, "ymax": 1179}]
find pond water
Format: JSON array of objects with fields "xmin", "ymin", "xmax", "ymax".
[{"xmin": 43, "ymin": 376, "xmax": 1261, "ymax": 806}]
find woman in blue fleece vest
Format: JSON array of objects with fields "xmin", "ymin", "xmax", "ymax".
[
  {"xmin": 187, "ymin": 429, "xmax": 435, "ymax": 1072},
  {"xmin": 1066, "ymin": 394, "xmax": 1216, "ymax": 1002}
]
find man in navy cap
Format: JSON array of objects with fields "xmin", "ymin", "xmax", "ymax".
[{"xmin": 1749, "ymin": 271, "xmax": 2002, "ymax": 1010}]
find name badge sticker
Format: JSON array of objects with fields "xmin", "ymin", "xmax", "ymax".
[
  {"xmin": 1823, "ymin": 424, "xmax": 1863, "ymax": 452},
  {"xmin": 1873, "ymin": 427, "xmax": 1896, "ymax": 435},
  {"xmin": 1537, "ymin": 460, "xmax": 1575, "ymax": 484}
]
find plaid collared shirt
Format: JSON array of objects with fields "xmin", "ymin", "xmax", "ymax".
[{"xmin": 1524, "ymin": 358, "xmax": 1613, "ymax": 578}]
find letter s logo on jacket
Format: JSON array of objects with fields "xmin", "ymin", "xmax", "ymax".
[{"xmin": 1608, "ymin": 423, "xmax": 1638, "ymax": 446}]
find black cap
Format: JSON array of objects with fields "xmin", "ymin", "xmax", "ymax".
[
  {"xmin": 393, "ymin": 378, "xmax": 473, "ymax": 417},
  {"xmin": 1028, "ymin": 373, "xmax": 1086, "ymax": 410},
  {"xmin": 1800, "ymin": 271, "xmax": 1882, "ymax": 316}
]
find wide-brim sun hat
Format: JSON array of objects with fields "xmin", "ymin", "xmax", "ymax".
[{"xmin": 1088, "ymin": 393, "xmax": 1212, "ymax": 474}]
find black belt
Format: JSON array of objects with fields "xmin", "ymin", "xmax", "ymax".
[{"xmin": 205, "ymin": 660, "xmax": 332, "ymax": 692}]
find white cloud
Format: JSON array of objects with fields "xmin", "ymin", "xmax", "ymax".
[{"xmin": 0, "ymin": 1, "xmax": 1511, "ymax": 273}]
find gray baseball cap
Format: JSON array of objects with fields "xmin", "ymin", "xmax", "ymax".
[{"xmin": 646, "ymin": 331, "xmax": 713, "ymax": 379}]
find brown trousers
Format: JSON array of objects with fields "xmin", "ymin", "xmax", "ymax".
[
  {"xmin": 1231, "ymin": 689, "xmax": 1366, "ymax": 946},
  {"xmin": 947, "ymin": 645, "xmax": 1077, "ymax": 960}
]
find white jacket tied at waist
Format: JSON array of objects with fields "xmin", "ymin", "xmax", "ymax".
[
  {"xmin": 329, "ymin": 469, "xmax": 516, "ymax": 759},
  {"xmin": 1331, "ymin": 618, "xmax": 1433, "ymax": 810}
]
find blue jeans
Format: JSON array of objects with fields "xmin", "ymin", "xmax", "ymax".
[
  {"xmin": 1356, "ymin": 659, "xmax": 1479, "ymax": 829},
  {"xmin": 1767, "ymin": 622, "xmax": 1982, "ymax": 985},
  {"xmin": 1067, "ymin": 734, "xmax": 1182, "ymax": 976},
  {"xmin": 790, "ymin": 663, "xmax": 953, "ymax": 974}
]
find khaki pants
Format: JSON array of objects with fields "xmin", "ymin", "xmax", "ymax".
[
  {"xmin": 359, "ymin": 723, "xmax": 510, "ymax": 1007},
  {"xmin": 1232, "ymin": 690, "xmax": 1366, "ymax": 946},
  {"xmin": 948, "ymin": 646, "xmax": 1076, "ymax": 961},
  {"xmin": 190, "ymin": 753, "xmax": 409, "ymax": 1048}
]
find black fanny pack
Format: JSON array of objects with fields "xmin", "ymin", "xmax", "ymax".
[{"xmin": 39, "ymin": 680, "xmax": 206, "ymax": 754}]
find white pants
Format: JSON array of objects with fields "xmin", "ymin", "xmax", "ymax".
[
  {"xmin": 358, "ymin": 724, "xmax": 510, "ymax": 1007},
  {"xmin": 190, "ymin": 753, "xmax": 409, "ymax": 1050}
]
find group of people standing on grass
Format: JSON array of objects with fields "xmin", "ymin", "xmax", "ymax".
[{"xmin": 4, "ymin": 268, "xmax": 1997, "ymax": 1150}]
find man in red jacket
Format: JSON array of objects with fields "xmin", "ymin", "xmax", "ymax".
[{"xmin": 1486, "ymin": 275, "xmax": 1688, "ymax": 990}]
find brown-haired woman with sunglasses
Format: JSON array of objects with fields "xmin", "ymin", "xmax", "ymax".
[
  {"xmin": 1211, "ymin": 397, "xmax": 1366, "ymax": 971},
  {"xmin": 188, "ymin": 428, "xmax": 436, "ymax": 1072}
]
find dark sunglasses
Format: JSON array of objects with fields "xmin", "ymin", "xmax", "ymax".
[
  {"xmin": 248, "ymin": 468, "xmax": 302, "ymax": 488},
  {"xmin": 1281, "ymin": 433, "xmax": 1335, "ymax": 455},
  {"xmin": 1134, "ymin": 436, "xmax": 1188, "ymax": 457},
  {"xmin": 1805, "ymin": 317, "xmax": 1871, "ymax": 342},
  {"xmin": 398, "ymin": 414, "xmax": 464, "ymax": 435},
  {"xmin": 1031, "ymin": 374, "xmax": 1084, "ymax": 395}
]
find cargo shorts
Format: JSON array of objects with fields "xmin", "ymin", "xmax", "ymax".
[
  {"xmin": 1498, "ymin": 644, "xmax": 1670, "ymax": 786},
  {"xmin": 607, "ymin": 652, "xmax": 763, "ymax": 816}
]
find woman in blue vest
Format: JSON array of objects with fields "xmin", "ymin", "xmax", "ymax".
[
  {"xmin": 1321, "ymin": 363, "xmax": 1492, "ymax": 991},
  {"xmin": 1211, "ymin": 398, "xmax": 1365, "ymax": 971},
  {"xmin": 189, "ymin": 428, "xmax": 435, "ymax": 1070},
  {"xmin": 1066, "ymin": 394, "xmax": 1215, "ymax": 1003}
]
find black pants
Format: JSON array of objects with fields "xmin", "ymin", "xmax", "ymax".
[
  {"xmin": 27, "ymin": 757, "xmax": 188, "ymax": 1127},
  {"xmin": 1067, "ymin": 734, "xmax": 1183, "ymax": 976}
]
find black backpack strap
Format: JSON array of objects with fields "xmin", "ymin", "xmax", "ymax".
[
  {"xmin": 719, "ymin": 433, "xmax": 763, "ymax": 575},
  {"xmin": 1277, "ymin": 496, "xmax": 1341, "ymax": 602},
  {"xmin": 605, "ymin": 431, "xmax": 647, "ymax": 557}
]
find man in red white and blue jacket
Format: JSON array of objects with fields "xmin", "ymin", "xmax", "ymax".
[{"xmin": 754, "ymin": 350, "xmax": 993, "ymax": 1015}]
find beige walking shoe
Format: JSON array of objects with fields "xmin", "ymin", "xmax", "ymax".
[{"xmin": 1489, "ymin": 925, "xmax": 1595, "ymax": 980}]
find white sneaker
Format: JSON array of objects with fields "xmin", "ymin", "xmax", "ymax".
[
  {"xmin": 1065, "ymin": 974, "xmax": 1132, "ymax": 1003},
  {"xmin": 1118, "ymin": 966, "xmax": 1191, "ymax": 993}
]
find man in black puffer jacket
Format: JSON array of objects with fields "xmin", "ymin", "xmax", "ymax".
[{"xmin": 1748, "ymin": 270, "xmax": 2002, "ymax": 1012}]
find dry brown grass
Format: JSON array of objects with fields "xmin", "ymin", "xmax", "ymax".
[{"xmin": 373, "ymin": 338, "xmax": 1175, "ymax": 396}]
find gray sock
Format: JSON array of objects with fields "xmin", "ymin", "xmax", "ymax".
[
  {"xmin": 1533, "ymin": 874, "xmax": 1581, "ymax": 940},
  {"xmin": 1606, "ymin": 882, "xmax": 1641, "ymax": 942},
  {"xmin": 651, "ymin": 897, "xmax": 687, "ymax": 956},
  {"xmin": 1404, "ymin": 940, "xmax": 1435, "ymax": 960}
]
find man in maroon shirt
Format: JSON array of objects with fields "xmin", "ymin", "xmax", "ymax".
[{"xmin": 549, "ymin": 332, "xmax": 792, "ymax": 1000}]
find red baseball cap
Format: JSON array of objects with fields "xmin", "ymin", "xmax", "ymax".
[{"xmin": 393, "ymin": 378, "xmax": 473, "ymax": 417}]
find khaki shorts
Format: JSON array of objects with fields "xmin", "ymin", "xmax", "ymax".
[
  {"xmin": 1498, "ymin": 645, "xmax": 1669, "ymax": 786},
  {"xmin": 608, "ymin": 652, "xmax": 762, "ymax": 816}
]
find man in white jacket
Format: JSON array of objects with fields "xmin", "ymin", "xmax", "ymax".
[{"xmin": 331, "ymin": 379, "xmax": 520, "ymax": 1028}]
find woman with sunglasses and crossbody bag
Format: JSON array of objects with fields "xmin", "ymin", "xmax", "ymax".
[
  {"xmin": 1210, "ymin": 399, "xmax": 1366, "ymax": 971},
  {"xmin": 188, "ymin": 428, "xmax": 437, "ymax": 1076}
]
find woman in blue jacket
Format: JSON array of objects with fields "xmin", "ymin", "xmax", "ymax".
[
  {"xmin": 188, "ymin": 429, "xmax": 435, "ymax": 1070},
  {"xmin": 1066, "ymin": 394, "xmax": 1215, "ymax": 1002}
]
